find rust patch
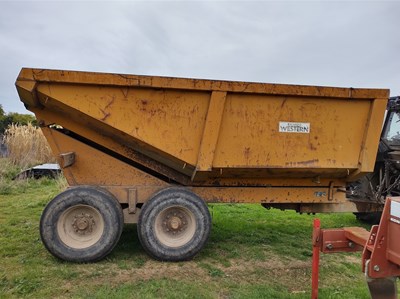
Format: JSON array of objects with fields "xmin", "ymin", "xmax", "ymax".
[
  {"xmin": 309, "ymin": 143, "xmax": 317, "ymax": 151},
  {"xmin": 280, "ymin": 97, "xmax": 287, "ymax": 108},
  {"xmin": 99, "ymin": 96, "xmax": 115, "ymax": 121},
  {"xmin": 286, "ymin": 159, "xmax": 319, "ymax": 167},
  {"xmin": 244, "ymin": 147, "xmax": 251, "ymax": 162},
  {"xmin": 105, "ymin": 96, "xmax": 115, "ymax": 110},
  {"xmin": 99, "ymin": 108, "xmax": 110, "ymax": 121},
  {"xmin": 327, "ymin": 159, "xmax": 337, "ymax": 165}
]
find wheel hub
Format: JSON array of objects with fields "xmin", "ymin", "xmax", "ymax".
[
  {"xmin": 154, "ymin": 205, "xmax": 197, "ymax": 248},
  {"xmin": 72, "ymin": 213, "xmax": 95, "ymax": 235},
  {"xmin": 57, "ymin": 204, "xmax": 105, "ymax": 249},
  {"xmin": 169, "ymin": 216, "xmax": 181, "ymax": 230},
  {"xmin": 162, "ymin": 210, "xmax": 188, "ymax": 235}
]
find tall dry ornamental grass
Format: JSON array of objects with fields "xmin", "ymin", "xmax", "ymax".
[{"xmin": 3, "ymin": 123, "xmax": 55, "ymax": 168}]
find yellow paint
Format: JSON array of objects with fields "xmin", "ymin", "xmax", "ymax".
[{"xmin": 15, "ymin": 68, "xmax": 390, "ymax": 217}]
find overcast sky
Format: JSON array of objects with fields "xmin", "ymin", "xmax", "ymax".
[{"xmin": 0, "ymin": 1, "xmax": 399, "ymax": 113}]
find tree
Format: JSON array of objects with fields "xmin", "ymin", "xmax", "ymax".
[{"xmin": 0, "ymin": 106, "xmax": 37, "ymax": 134}]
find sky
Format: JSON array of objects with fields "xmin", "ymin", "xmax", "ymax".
[{"xmin": 0, "ymin": 0, "xmax": 399, "ymax": 113}]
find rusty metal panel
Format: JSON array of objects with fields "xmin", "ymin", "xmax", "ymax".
[
  {"xmin": 32, "ymin": 106, "xmax": 192, "ymax": 185},
  {"xmin": 15, "ymin": 68, "xmax": 388, "ymax": 186},
  {"xmin": 41, "ymin": 127, "xmax": 168, "ymax": 188},
  {"xmin": 17, "ymin": 68, "xmax": 388, "ymax": 99},
  {"xmin": 213, "ymin": 94, "xmax": 374, "ymax": 174},
  {"xmin": 192, "ymin": 185, "xmax": 346, "ymax": 204},
  {"xmin": 194, "ymin": 91, "xmax": 227, "ymax": 173},
  {"xmin": 35, "ymin": 83, "xmax": 210, "ymax": 167},
  {"xmin": 348, "ymin": 98, "xmax": 388, "ymax": 180}
]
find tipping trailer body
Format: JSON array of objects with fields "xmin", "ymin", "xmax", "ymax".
[{"xmin": 16, "ymin": 68, "xmax": 389, "ymax": 221}]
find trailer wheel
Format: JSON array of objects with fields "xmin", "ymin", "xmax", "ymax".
[
  {"xmin": 40, "ymin": 186, "xmax": 123, "ymax": 262},
  {"xmin": 138, "ymin": 188, "xmax": 211, "ymax": 261}
]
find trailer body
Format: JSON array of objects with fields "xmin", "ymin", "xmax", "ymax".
[
  {"xmin": 15, "ymin": 68, "xmax": 389, "ymax": 262},
  {"xmin": 16, "ymin": 69, "xmax": 389, "ymax": 213}
]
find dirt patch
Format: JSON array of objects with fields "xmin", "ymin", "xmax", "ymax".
[
  {"xmin": 343, "ymin": 254, "xmax": 362, "ymax": 264},
  {"xmin": 221, "ymin": 256, "xmax": 311, "ymax": 292},
  {"xmin": 64, "ymin": 252, "xmax": 361, "ymax": 294},
  {"xmin": 224, "ymin": 255, "xmax": 309, "ymax": 273},
  {"xmin": 115, "ymin": 260, "xmax": 210, "ymax": 283},
  {"xmin": 69, "ymin": 254, "xmax": 313, "ymax": 293},
  {"xmin": 71, "ymin": 260, "xmax": 210, "ymax": 288}
]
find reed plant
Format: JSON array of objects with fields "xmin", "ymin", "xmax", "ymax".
[{"xmin": 2, "ymin": 123, "xmax": 55, "ymax": 169}]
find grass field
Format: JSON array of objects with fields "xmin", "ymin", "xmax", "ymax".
[{"xmin": 0, "ymin": 163, "xmax": 395, "ymax": 298}]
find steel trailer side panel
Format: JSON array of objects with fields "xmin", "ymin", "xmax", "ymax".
[{"xmin": 15, "ymin": 68, "xmax": 389, "ymax": 184}]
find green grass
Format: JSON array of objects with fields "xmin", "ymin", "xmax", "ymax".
[{"xmin": 0, "ymin": 163, "xmax": 397, "ymax": 298}]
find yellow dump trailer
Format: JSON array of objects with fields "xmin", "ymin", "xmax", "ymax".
[{"xmin": 15, "ymin": 68, "xmax": 389, "ymax": 262}]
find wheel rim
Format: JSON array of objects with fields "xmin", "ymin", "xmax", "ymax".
[
  {"xmin": 57, "ymin": 204, "xmax": 104, "ymax": 249},
  {"xmin": 154, "ymin": 206, "xmax": 196, "ymax": 248}
]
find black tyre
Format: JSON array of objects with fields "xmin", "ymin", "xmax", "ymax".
[
  {"xmin": 354, "ymin": 212, "xmax": 382, "ymax": 225},
  {"xmin": 40, "ymin": 186, "xmax": 123, "ymax": 262},
  {"xmin": 137, "ymin": 188, "xmax": 211, "ymax": 261}
]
